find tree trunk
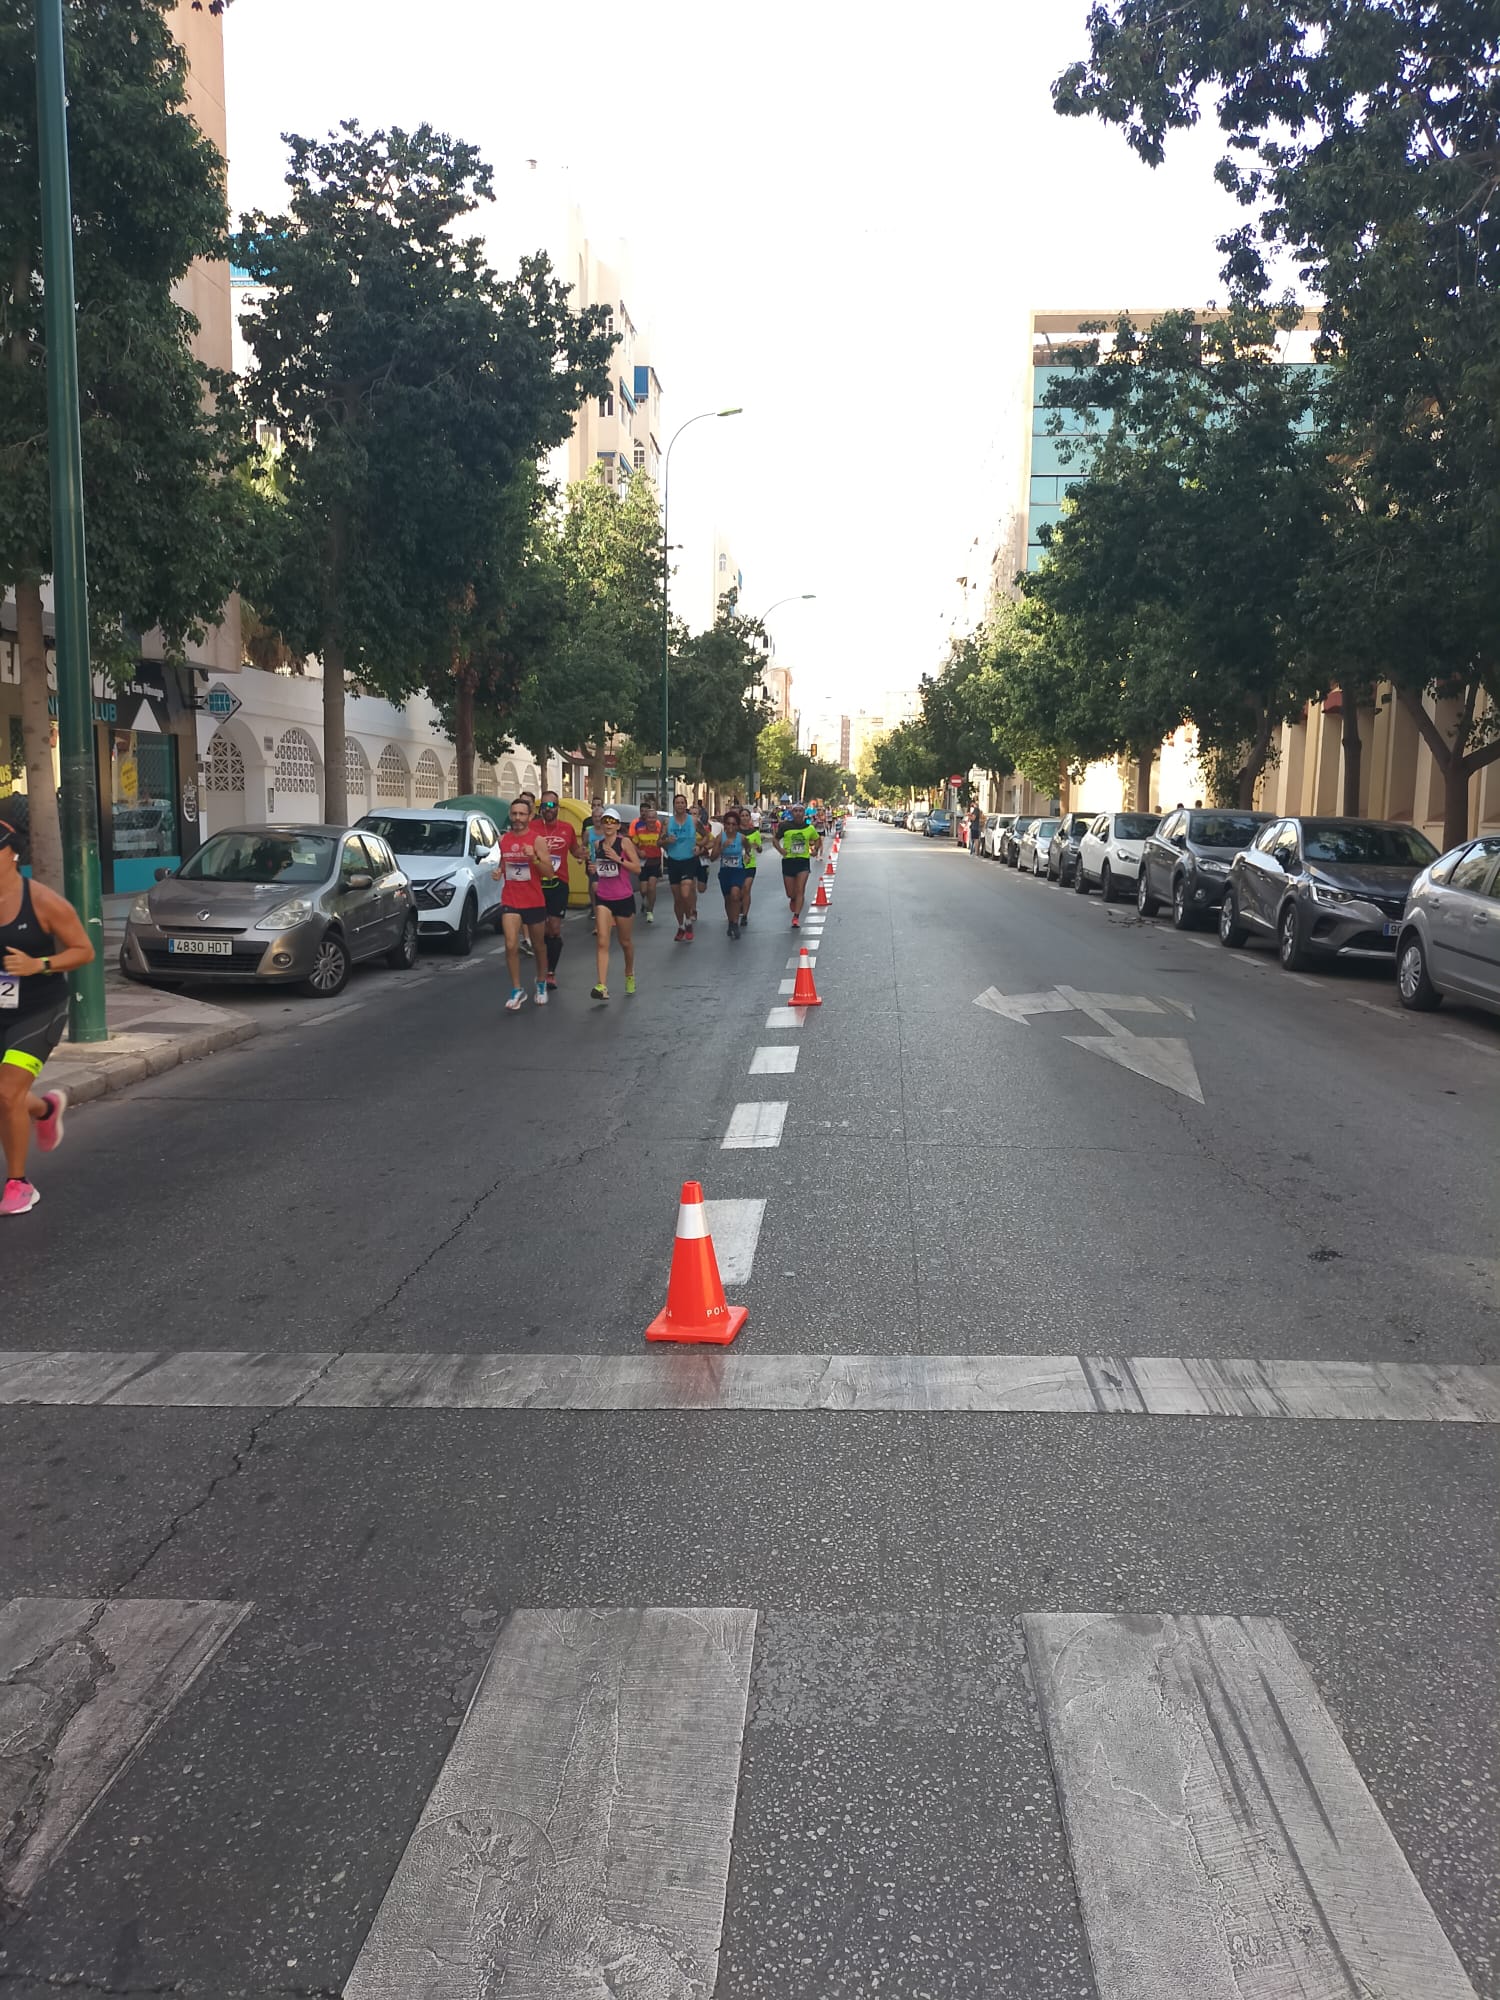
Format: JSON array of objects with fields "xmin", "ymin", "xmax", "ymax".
[
  {"xmin": 1441, "ymin": 758, "xmax": 1471, "ymax": 854},
  {"xmin": 1234, "ymin": 708, "xmax": 1277, "ymax": 809},
  {"xmin": 323, "ymin": 636, "xmax": 347, "ymax": 825},
  {"xmin": 1340, "ymin": 693, "xmax": 1364, "ymax": 816},
  {"xmin": 1394, "ymin": 683, "xmax": 1472, "ymax": 852},
  {"xmin": 453, "ymin": 663, "xmax": 476, "ymax": 795},
  {"xmin": 16, "ymin": 579, "xmax": 64, "ymax": 890},
  {"xmin": 1133, "ymin": 745, "xmax": 1154, "ymax": 813}
]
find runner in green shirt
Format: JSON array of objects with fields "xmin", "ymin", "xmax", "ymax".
[
  {"xmin": 741, "ymin": 814, "xmax": 763, "ymax": 927},
  {"xmin": 773, "ymin": 802, "xmax": 823, "ymax": 929}
]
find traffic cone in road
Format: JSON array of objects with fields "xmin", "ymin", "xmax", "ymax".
[
  {"xmin": 645, "ymin": 1182, "xmax": 748, "ymax": 1346},
  {"xmin": 813, "ymin": 875, "xmax": 830, "ymax": 908},
  {"xmin": 790, "ymin": 945, "xmax": 823, "ymax": 1007}
]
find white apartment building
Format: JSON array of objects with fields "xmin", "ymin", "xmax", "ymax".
[{"xmin": 713, "ymin": 531, "xmax": 742, "ymax": 615}]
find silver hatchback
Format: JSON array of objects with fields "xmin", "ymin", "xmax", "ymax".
[
  {"xmin": 122, "ymin": 825, "xmax": 418, "ymax": 998},
  {"xmin": 1395, "ymin": 835, "xmax": 1500, "ymax": 1015}
]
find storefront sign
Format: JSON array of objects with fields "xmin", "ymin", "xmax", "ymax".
[
  {"xmin": 206, "ymin": 684, "xmax": 241, "ymax": 720},
  {"xmin": 47, "ymin": 694, "xmax": 117, "ymax": 724}
]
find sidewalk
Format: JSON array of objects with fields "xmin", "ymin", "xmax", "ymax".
[{"xmin": 47, "ymin": 968, "xmax": 257, "ymax": 1108}]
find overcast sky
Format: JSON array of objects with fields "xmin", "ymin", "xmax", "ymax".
[{"xmin": 224, "ymin": 0, "xmax": 1254, "ymax": 720}]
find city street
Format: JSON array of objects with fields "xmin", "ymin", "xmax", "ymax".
[{"xmin": 2, "ymin": 823, "xmax": 1497, "ymax": 1998}]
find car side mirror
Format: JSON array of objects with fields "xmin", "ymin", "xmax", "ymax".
[
  {"xmin": 154, "ymin": 866, "xmax": 174, "ymax": 881},
  {"xmin": 1279, "ymin": 853, "xmax": 1296, "ymax": 872},
  {"xmin": 1172, "ymin": 834, "xmax": 1186, "ymax": 849},
  {"xmin": 344, "ymin": 871, "xmax": 374, "ymax": 892}
]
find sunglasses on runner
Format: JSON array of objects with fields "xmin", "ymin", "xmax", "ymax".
[{"xmin": 540, "ymin": 800, "xmax": 559, "ymax": 815}]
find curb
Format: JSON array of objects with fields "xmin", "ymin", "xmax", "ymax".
[{"xmin": 46, "ymin": 1020, "xmax": 259, "ymax": 1107}]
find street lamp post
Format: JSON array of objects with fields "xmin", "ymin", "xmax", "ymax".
[
  {"xmin": 659, "ymin": 408, "xmax": 742, "ymax": 803},
  {"xmin": 748, "ymin": 595, "xmax": 815, "ymax": 802},
  {"xmin": 35, "ymin": 0, "xmax": 107, "ymax": 1042}
]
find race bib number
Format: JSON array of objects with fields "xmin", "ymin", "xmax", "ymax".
[
  {"xmin": 0, "ymin": 977, "xmax": 18, "ymax": 1011},
  {"xmin": 505, "ymin": 860, "xmax": 533, "ymax": 884},
  {"xmin": 596, "ymin": 860, "xmax": 621, "ymax": 880}
]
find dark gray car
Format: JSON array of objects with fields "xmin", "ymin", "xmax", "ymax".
[
  {"xmin": 121, "ymin": 824, "xmax": 418, "ymax": 998},
  {"xmin": 1218, "ymin": 816, "xmax": 1439, "ymax": 971},
  {"xmin": 1047, "ymin": 811, "xmax": 1095, "ymax": 886},
  {"xmin": 1394, "ymin": 835, "xmax": 1500, "ymax": 1014},
  {"xmin": 1137, "ymin": 806, "xmax": 1273, "ymax": 928}
]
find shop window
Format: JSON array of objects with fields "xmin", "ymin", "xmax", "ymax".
[
  {"xmin": 205, "ymin": 730, "xmax": 245, "ymax": 795},
  {"xmin": 275, "ymin": 727, "xmax": 320, "ymax": 795},
  {"xmin": 111, "ymin": 729, "xmax": 179, "ymax": 865}
]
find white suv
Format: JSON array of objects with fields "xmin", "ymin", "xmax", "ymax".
[
  {"xmin": 357, "ymin": 808, "xmax": 503, "ymax": 953},
  {"xmin": 1076, "ymin": 810, "xmax": 1161, "ymax": 902}
]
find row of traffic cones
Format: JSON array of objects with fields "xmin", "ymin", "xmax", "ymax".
[{"xmin": 645, "ymin": 838, "xmax": 843, "ymax": 1346}]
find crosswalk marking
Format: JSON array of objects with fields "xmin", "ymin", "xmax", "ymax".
[
  {"xmin": 749, "ymin": 1045, "xmax": 799, "ymax": 1075},
  {"xmin": 701, "ymin": 1198, "xmax": 765, "ymax": 1283},
  {"xmin": 0, "ymin": 1596, "xmax": 249, "ymax": 1902},
  {"xmin": 3, "ymin": 1349, "xmax": 1495, "ymax": 1421},
  {"xmin": 1025, "ymin": 1612, "xmax": 1479, "ymax": 2000},
  {"xmin": 343, "ymin": 1608, "xmax": 756, "ymax": 2000},
  {"xmin": 722, "ymin": 1101, "xmax": 788, "ymax": 1149}
]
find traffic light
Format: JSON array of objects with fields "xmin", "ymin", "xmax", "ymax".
[{"xmin": 808, "ymin": 741, "xmax": 818, "ymax": 759}]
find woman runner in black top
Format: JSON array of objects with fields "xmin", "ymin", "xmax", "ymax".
[{"xmin": 0, "ymin": 816, "xmax": 95, "ymax": 1215}]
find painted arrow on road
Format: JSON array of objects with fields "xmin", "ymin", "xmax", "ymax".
[{"xmin": 974, "ymin": 984, "xmax": 1204, "ymax": 1103}]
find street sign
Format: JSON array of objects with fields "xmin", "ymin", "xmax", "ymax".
[{"xmin": 206, "ymin": 684, "xmax": 241, "ymax": 720}]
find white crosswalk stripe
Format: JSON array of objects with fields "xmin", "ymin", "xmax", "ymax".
[{"xmin": 722, "ymin": 1100, "xmax": 788, "ymax": 1148}]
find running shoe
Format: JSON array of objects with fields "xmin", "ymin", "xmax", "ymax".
[
  {"xmin": 740, "ymin": 912, "xmax": 750, "ymax": 926},
  {"xmin": 675, "ymin": 925, "xmax": 686, "ymax": 941},
  {"xmin": 1, "ymin": 1179, "xmax": 39, "ymax": 1217},
  {"xmin": 535, "ymin": 981, "xmax": 549, "ymax": 1006},
  {"xmin": 520, "ymin": 935, "xmax": 534, "ymax": 958},
  {"xmin": 35, "ymin": 1089, "xmax": 67, "ymax": 1154},
  {"xmin": 645, "ymin": 910, "xmax": 654, "ymax": 924},
  {"xmin": 791, "ymin": 915, "xmax": 800, "ymax": 930},
  {"xmin": 625, "ymin": 975, "xmax": 636, "ymax": 995},
  {"xmin": 591, "ymin": 983, "xmax": 609, "ymax": 1001},
  {"xmin": 546, "ymin": 976, "xmax": 558, "ymax": 991},
  {"xmin": 505, "ymin": 988, "xmax": 527, "ymax": 1012},
  {"xmin": 729, "ymin": 922, "xmax": 741, "ymax": 939}
]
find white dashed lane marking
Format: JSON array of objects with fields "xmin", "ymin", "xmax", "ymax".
[
  {"xmin": 750, "ymin": 1045, "xmax": 799, "ymax": 1075},
  {"xmin": 765, "ymin": 1006, "xmax": 810, "ymax": 1028},
  {"xmin": 722, "ymin": 1101, "xmax": 788, "ymax": 1149},
  {"xmin": 701, "ymin": 1199, "xmax": 765, "ymax": 1282}
]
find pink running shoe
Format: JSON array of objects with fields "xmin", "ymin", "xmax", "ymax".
[
  {"xmin": 35, "ymin": 1088, "xmax": 67, "ymax": 1154},
  {"xmin": 1, "ymin": 1179, "xmax": 39, "ymax": 1217}
]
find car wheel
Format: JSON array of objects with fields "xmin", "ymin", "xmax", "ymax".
[
  {"xmin": 1171, "ymin": 877, "xmax": 1196, "ymax": 930},
  {"xmin": 452, "ymin": 894, "xmax": 478, "ymax": 957},
  {"xmin": 303, "ymin": 931, "xmax": 351, "ymax": 997},
  {"xmin": 1396, "ymin": 931, "xmax": 1441, "ymax": 1011},
  {"xmin": 386, "ymin": 913, "xmax": 419, "ymax": 970},
  {"xmin": 1137, "ymin": 868, "xmax": 1159, "ymax": 917},
  {"xmin": 1099, "ymin": 863, "xmax": 1114, "ymax": 902},
  {"xmin": 1278, "ymin": 902, "xmax": 1310, "ymax": 971},
  {"xmin": 1074, "ymin": 863, "xmax": 1089, "ymax": 894},
  {"xmin": 1218, "ymin": 891, "xmax": 1247, "ymax": 948}
]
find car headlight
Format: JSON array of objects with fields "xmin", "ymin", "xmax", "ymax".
[
  {"xmin": 128, "ymin": 893, "xmax": 153, "ymax": 923},
  {"xmin": 1309, "ymin": 881, "xmax": 1362, "ymax": 906},
  {"xmin": 1195, "ymin": 858, "xmax": 1229, "ymax": 877},
  {"xmin": 424, "ymin": 873, "xmax": 457, "ymax": 897},
  {"xmin": 256, "ymin": 896, "xmax": 317, "ymax": 931}
]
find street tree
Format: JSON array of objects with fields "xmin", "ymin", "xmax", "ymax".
[
  {"xmin": 755, "ymin": 719, "xmax": 799, "ymax": 797},
  {"xmin": 233, "ymin": 123, "xmax": 610, "ymax": 822},
  {"xmin": 1, "ymin": 0, "xmax": 250, "ymax": 885},
  {"xmin": 1055, "ymin": 2, "xmax": 1500, "ymax": 845},
  {"xmin": 663, "ymin": 608, "xmax": 771, "ymax": 792}
]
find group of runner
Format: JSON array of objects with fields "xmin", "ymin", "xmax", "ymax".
[{"xmin": 492, "ymin": 789, "xmax": 832, "ymax": 1009}]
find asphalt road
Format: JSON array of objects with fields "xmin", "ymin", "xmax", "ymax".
[{"xmin": 1, "ymin": 823, "xmax": 1496, "ymax": 1999}]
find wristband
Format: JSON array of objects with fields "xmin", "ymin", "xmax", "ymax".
[{"xmin": 41, "ymin": 957, "xmax": 52, "ymax": 975}]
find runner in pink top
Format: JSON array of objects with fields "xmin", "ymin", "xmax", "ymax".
[{"xmin": 587, "ymin": 807, "xmax": 641, "ymax": 1002}]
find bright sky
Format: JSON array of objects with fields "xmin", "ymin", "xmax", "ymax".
[{"xmin": 224, "ymin": 0, "xmax": 1251, "ymax": 722}]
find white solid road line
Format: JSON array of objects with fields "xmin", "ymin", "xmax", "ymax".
[
  {"xmin": 0, "ymin": 1595, "xmax": 250, "ymax": 1901},
  {"xmin": 6, "ymin": 1349, "xmax": 1497, "ymax": 1422},
  {"xmin": 750, "ymin": 1044, "xmax": 799, "ymax": 1075},
  {"xmin": 765, "ymin": 1005, "xmax": 810, "ymax": 1028},
  {"xmin": 722, "ymin": 1100, "xmax": 789, "ymax": 1149},
  {"xmin": 701, "ymin": 1197, "xmax": 765, "ymax": 1283},
  {"xmin": 1026, "ymin": 1611, "xmax": 1479, "ymax": 2000},
  {"xmin": 344, "ymin": 1608, "xmax": 756, "ymax": 2000}
]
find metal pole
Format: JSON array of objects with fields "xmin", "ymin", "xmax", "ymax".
[{"xmin": 36, "ymin": 0, "xmax": 106, "ymax": 1042}]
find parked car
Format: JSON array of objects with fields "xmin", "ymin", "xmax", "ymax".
[
  {"xmin": 924, "ymin": 808, "xmax": 953, "ymax": 839},
  {"xmin": 121, "ymin": 825, "xmax": 418, "ymax": 998},
  {"xmin": 891, "ymin": 809, "xmax": 908, "ymax": 828},
  {"xmin": 909, "ymin": 806, "xmax": 930, "ymax": 834},
  {"xmin": 1001, "ymin": 817, "xmax": 1036, "ymax": 866},
  {"xmin": 1018, "ymin": 817, "xmax": 1060, "ymax": 876},
  {"xmin": 1076, "ymin": 811, "xmax": 1160, "ymax": 900},
  {"xmin": 981, "ymin": 813, "xmax": 1014, "ymax": 857},
  {"xmin": 358, "ymin": 806, "xmax": 503, "ymax": 954},
  {"xmin": 1047, "ymin": 811, "xmax": 1095, "ymax": 887},
  {"xmin": 1395, "ymin": 835, "xmax": 1500, "ymax": 1014},
  {"xmin": 1136, "ymin": 807, "xmax": 1273, "ymax": 927},
  {"xmin": 1218, "ymin": 816, "xmax": 1439, "ymax": 970}
]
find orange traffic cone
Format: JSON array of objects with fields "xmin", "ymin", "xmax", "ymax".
[
  {"xmin": 813, "ymin": 875, "xmax": 829, "ymax": 908},
  {"xmin": 790, "ymin": 945, "xmax": 823, "ymax": 1007},
  {"xmin": 645, "ymin": 1182, "xmax": 748, "ymax": 1346}
]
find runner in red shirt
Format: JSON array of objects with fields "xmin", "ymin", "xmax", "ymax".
[
  {"xmin": 491, "ymin": 798, "xmax": 554, "ymax": 1012},
  {"xmin": 531, "ymin": 790, "xmax": 581, "ymax": 991},
  {"xmin": 629, "ymin": 795, "xmax": 664, "ymax": 924}
]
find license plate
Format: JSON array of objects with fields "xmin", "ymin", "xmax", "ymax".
[
  {"xmin": 167, "ymin": 937, "xmax": 233, "ymax": 956},
  {"xmin": 1382, "ymin": 921, "xmax": 1401, "ymax": 939}
]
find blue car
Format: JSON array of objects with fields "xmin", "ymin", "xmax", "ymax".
[{"xmin": 924, "ymin": 809, "xmax": 953, "ymax": 839}]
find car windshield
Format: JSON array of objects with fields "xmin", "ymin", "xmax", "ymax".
[
  {"xmin": 1190, "ymin": 813, "xmax": 1263, "ymax": 848},
  {"xmin": 1114, "ymin": 815, "xmax": 1158, "ymax": 839},
  {"xmin": 179, "ymin": 832, "xmax": 335, "ymax": 884},
  {"xmin": 360, "ymin": 815, "xmax": 465, "ymax": 857},
  {"xmin": 1035, "ymin": 819, "xmax": 1060, "ymax": 835},
  {"xmin": 1302, "ymin": 822, "xmax": 1438, "ymax": 866}
]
